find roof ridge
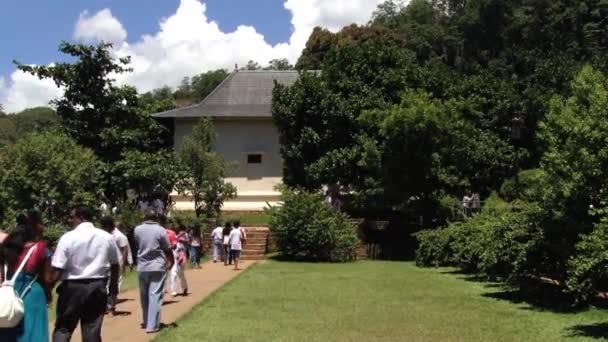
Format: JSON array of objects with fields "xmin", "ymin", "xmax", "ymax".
[{"xmin": 197, "ymin": 71, "xmax": 238, "ymax": 107}]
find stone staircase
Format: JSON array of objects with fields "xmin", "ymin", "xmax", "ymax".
[
  {"xmin": 202, "ymin": 226, "xmax": 270, "ymax": 261},
  {"xmin": 241, "ymin": 227, "xmax": 270, "ymax": 260}
]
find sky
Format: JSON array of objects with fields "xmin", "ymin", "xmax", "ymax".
[{"xmin": 0, "ymin": 0, "xmax": 385, "ymax": 113}]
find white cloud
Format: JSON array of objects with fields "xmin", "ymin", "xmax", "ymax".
[
  {"xmin": 1, "ymin": 0, "xmax": 384, "ymax": 112},
  {"xmin": 74, "ymin": 9, "xmax": 127, "ymax": 44},
  {"xmin": 0, "ymin": 68, "xmax": 62, "ymax": 113}
]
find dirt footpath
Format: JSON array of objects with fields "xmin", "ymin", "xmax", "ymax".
[{"xmin": 62, "ymin": 260, "xmax": 255, "ymax": 342}]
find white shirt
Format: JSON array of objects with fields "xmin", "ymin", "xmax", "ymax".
[
  {"xmin": 112, "ymin": 228, "xmax": 132, "ymax": 266},
  {"xmin": 52, "ymin": 222, "xmax": 119, "ymax": 280},
  {"xmin": 211, "ymin": 227, "xmax": 223, "ymax": 241},
  {"xmin": 228, "ymin": 228, "xmax": 243, "ymax": 251}
]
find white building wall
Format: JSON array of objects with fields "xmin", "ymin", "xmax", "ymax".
[{"xmin": 173, "ymin": 117, "xmax": 282, "ymax": 211}]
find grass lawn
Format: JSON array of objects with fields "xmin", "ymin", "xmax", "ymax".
[
  {"xmin": 221, "ymin": 211, "xmax": 271, "ymax": 226},
  {"xmin": 154, "ymin": 261, "xmax": 608, "ymax": 342}
]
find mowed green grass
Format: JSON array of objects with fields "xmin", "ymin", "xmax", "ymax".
[
  {"xmin": 221, "ymin": 211, "xmax": 271, "ymax": 226},
  {"xmin": 154, "ymin": 261, "xmax": 608, "ymax": 342}
]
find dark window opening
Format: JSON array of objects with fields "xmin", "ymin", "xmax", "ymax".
[{"xmin": 247, "ymin": 154, "xmax": 263, "ymax": 164}]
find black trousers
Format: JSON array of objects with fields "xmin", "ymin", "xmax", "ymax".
[{"xmin": 53, "ymin": 278, "xmax": 108, "ymax": 342}]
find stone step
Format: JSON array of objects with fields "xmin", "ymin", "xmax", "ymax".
[
  {"xmin": 244, "ymin": 238, "xmax": 267, "ymax": 243},
  {"xmin": 242, "ymin": 250, "xmax": 265, "ymax": 255},
  {"xmin": 243, "ymin": 241, "xmax": 266, "ymax": 249},
  {"xmin": 243, "ymin": 249, "xmax": 266, "ymax": 254},
  {"xmin": 243, "ymin": 234, "xmax": 269, "ymax": 239}
]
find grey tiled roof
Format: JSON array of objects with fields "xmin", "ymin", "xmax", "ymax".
[{"xmin": 153, "ymin": 70, "xmax": 300, "ymax": 118}]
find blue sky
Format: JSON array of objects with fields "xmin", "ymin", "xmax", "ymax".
[
  {"xmin": 0, "ymin": 0, "xmax": 291, "ymax": 77},
  {"xmin": 0, "ymin": 0, "xmax": 383, "ymax": 112}
]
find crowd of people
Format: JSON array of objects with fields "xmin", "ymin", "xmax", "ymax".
[
  {"xmin": 0, "ymin": 205, "xmax": 248, "ymax": 342},
  {"xmin": 211, "ymin": 220, "xmax": 246, "ymax": 271}
]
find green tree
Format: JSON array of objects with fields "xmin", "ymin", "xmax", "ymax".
[
  {"xmin": 0, "ymin": 119, "xmax": 16, "ymax": 147},
  {"xmin": 190, "ymin": 69, "xmax": 229, "ymax": 102},
  {"xmin": 174, "ymin": 76, "xmax": 192, "ymax": 100},
  {"xmin": 140, "ymin": 87, "xmax": 177, "ymax": 114},
  {"xmin": 16, "ymin": 42, "xmax": 170, "ymax": 203},
  {"xmin": 265, "ymin": 58, "xmax": 294, "ymax": 71},
  {"xmin": 0, "ymin": 107, "xmax": 60, "ymax": 147},
  {"xmin": 16, "ymin": 42, "xmax": 168, "ymax": 162},
  {"xmin": 0, "ymin": 131, "xmax": 103, "ymax": 223},
  {"xmin": 176, "ymin": 118, "xmax": 236, "ymax": 218},
  {"xmin": 538, "ymin": 65, "xmax": 608, "ymax": 225},
  {"xmin": 242, "ymin": 60, "xmax": 261, "ymax": 71},
  {"xmin": 11, "ymin": 107, "xmax": 60, "ymax": 137},
  {"xmin": 116, "ymin": 150, "xmax": 182, "ymax": 196}
]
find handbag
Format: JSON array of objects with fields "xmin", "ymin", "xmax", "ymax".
[{"xmin": 0, "ymin": 244, "xmax": 38, "ymax": 328}]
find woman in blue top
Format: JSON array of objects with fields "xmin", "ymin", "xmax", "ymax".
[{"xmin": 0, "ymin": 211, "xmax": 53, "ymax": 342}]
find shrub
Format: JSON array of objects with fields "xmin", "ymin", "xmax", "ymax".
[
  {"xmin": 414, "ymin": 228, "xmax": 454, "ymax": 267},
  {"xmin": 566, "ymin": 220, "xmax": 608, "ymax": 304},
  {"xmin": 449, "ymin": 216, "xmax": 491, "ymax": 272},
  {"xmin": 44, "ymin": 224, "xmax": 68, "ymax": 249},
  {"xmin": 415, "ymin": 212, "xmax": 492, "ymax": 271},
  {"xmin": 115, "ymin": 203, "xmax": 144, "ymax": 231},
  {"xmin": 269, "ymin": 189, "xmax": 359, "ymax": 262},
  {"xmin": 415, "ymin": 200, "xmax": 549, "ymax": 284},
  {"xmin": 0, "ymin": 131, "xmax": 103, "ymax": 223},
  {"xmin": 170, "ymin": 211, "xmax": 203, "ymax": 230},
  {"xmin": 477, "ymin": 204, "xmax": 553, "ymax": 284}
]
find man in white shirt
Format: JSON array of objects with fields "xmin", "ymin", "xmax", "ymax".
[
  {"xmin": 228, "ymin": 226, "xmax": 244, "ymax": 271},
  {"xmin": 211, "ymin": 224, "xmax": 224, "ymax": 263},
  {"xmin": 50, "ymin": 206, "xmax": 120, "ymax": 342}
]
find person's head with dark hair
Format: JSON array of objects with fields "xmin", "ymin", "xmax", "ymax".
[
  {"xmin": 222, "ymin": 221, "xmax": 232, "ymax": 235},
  {"xmin": 233, "ymin": 220, "xmax": 240, "ymax": 229},
  {"xmin": 26, "ymin": 209, "xmax": 44, "ymax": 238},
  {"xmin": 158, "ymin": 214, "xmax": 167, "ymax": 227},
  {"xmin": 100, "ymin": 216, "xmax": 115, "ymax": 233},
  {"xmin": 16, "ymin": 213, "xmax": 28, "ymax": 226},
  {"xmin": 0, "ymin": 211, "xmax": 42, "ymax": 266},
  {"xmin": 70, "ymin": 206, "xmax": 93, "ymax": 228},
  {"xmin": 143, "ymin": 209, "xmax": 158, "ymax": 222}
]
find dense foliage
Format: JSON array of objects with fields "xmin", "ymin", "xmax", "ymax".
[
  {"xmin": 17, "ymin": 42, "xmax": 170, "ymax": 203},
  {"xmin": 415, "ymin": 67, "xmax": 608, "ymax": 304},
  {"xmin": 0, "ymin": 132, "xmax": 103, "ymax": 224},
  {"xmin": 0, "ymin": 107, "xmax": 59, "ymax": 147},
  {"xmin": 268, "ymin": 189, "xmax": 359, "ymax": 262},
  {"xmin": 273, "ymin": 0, "xmax": 608, "ymax": 302}
]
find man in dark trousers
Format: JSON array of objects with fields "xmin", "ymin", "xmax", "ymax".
[{"xmin": 50, "ymin": 206, "xmax": 120, "ymax": 342}]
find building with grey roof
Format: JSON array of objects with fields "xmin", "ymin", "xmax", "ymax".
[{"xmin": 153, "ymin": 70, "xmax": 299, "ymax": 211}]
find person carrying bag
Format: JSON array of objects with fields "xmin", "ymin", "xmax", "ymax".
[{"xmin": 0, "ymin": 244, "xmax": 38, "ymax": 328}]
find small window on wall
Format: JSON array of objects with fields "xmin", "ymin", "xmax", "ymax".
[{"xmin": 247, "ymin": 153, "xmax": 263, "ymax": 164}]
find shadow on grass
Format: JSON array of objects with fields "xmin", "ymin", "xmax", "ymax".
[
  {"xmin": 567, "ymin": 323, "xmax": 608, "ymax": 339},
  {"xmin": 439, "ymin": 269, "xmax": 500, "ymax": 284},
  {"xmin": 159, "ymin": 322, "xmax": 178, "ymax": 331},
  {"xmin": 439, "ymin": 269, "xmax": 608, "ymax": 313}
]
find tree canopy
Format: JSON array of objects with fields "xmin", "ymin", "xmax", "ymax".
[
  {"xmin": 0, "ymin": 132, "xmax": 103, "ymax": 224},
  {"xmin": 176, "ymin": 118, "xmax": 236, "ymax": 218}
]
